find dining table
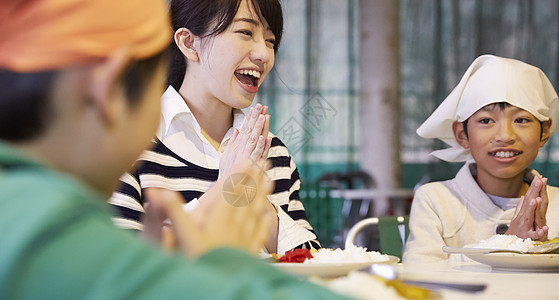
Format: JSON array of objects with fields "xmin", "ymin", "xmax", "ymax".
[
  {"xmin": 296, "ymin": 258, "xmax": 559, "ymax": 299},
  {"xmin": 394, "ymin": 260, "xmax": 559, "ymax": 299}
]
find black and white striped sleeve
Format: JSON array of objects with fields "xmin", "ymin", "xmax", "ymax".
[
  {"xmin": 267, "ymin": 136, "xmax": 321, "ymax": 250},
  {"xmin": 108, "ymin": 166, "xmax": 145, "ymax": 231}
]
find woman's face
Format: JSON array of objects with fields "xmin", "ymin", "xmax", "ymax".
[{"xmin": 196, "ymin": 0, "xmax": 276, "ymax": 109}]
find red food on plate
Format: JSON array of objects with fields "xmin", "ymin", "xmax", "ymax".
[{"xmin": 278, "ymin": 248, "xmax": 313, "ymax": 263}]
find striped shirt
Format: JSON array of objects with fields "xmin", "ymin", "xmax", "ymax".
[{"xmin": 109, "ymin": 86, "xmax": 320, "ymax": 252}]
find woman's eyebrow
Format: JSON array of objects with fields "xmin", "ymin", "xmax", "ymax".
[
  {"xmin": 233, "ymin": 17, "xmax": 272, "ymax": 31},
  {"xmin": 233, "ymin": 18, "xmax": 259, "ymax": 26}
]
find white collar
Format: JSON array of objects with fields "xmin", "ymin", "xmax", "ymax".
[
  {"xmin": 160, "ymin": 86, "xmax": 194, "ymax": 138},
  {"xmin": 159, "ymin": 86, "xmax": 246, "ymax": 144}
]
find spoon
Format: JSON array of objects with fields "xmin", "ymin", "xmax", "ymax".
[
  {"xmin": 529, "ymin": 242, "xmax": 559, "ymax": 254},
  {"xmin": 443, "ymin": 242, "xmax": 559, "ymax": 255},
  {"xmin": 365, "ymin": 264, "xmax": 487, "ymax": 293}
]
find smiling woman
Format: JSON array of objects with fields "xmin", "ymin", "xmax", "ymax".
[
  {"xmin": 172, "ymin": 0, "xmax": 277, "ymax": 110},
  {"xmin": 109, "ymin": 0, "xmax": 321, "ymax": 254},
  {"xmin": 167, "ymin": 0, "xmax": 282, "ymax": 92}
]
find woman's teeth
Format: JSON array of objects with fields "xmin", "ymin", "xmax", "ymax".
[{"xmin": 236, "ymin": 69, "xmax": 261, "ymax": 79}]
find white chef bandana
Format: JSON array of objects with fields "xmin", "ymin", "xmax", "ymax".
[{"xmin": 417, "ymin": 54, "xmax": 559, "ymax": 162}]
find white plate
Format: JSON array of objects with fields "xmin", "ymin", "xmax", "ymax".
[
  {"xmin": 465, "ymin": 253, "xmax": 559, "ymax": 271},
  {"xmin": 443, "ymin": 247, "xmax": 559, "ymax": 272},
  {"xmin": 272, "ymin": 256, "xmax": 400, "ymax": 277}
]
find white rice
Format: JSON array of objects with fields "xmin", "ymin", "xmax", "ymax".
[
  {"xmin": 466, "ymin": 234, "xmax": 536, "ymax": 252},
  {"xmin": 305, "ymin": 244, "xmax": 390, "ymax": 264},
  {"xmin": 312, "ymin": 271, "xmax": 405, "ymax": 300}
]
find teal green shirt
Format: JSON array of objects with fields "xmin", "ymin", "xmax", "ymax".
[{"xmin": 0, "ymin": 143, "xmax": 347, "ymax": 299}]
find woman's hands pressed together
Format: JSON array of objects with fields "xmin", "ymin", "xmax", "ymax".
[
  {"xmin": 141, "ymin": 103, "xmax": 280, "ymax": 255},
  {"xmin": 219, "ymin": 103, "xmax": 272, "ymax": 178}
]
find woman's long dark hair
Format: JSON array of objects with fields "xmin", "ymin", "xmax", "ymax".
[{"xmin": 168, "ymin": 0, "xmax": 283, "ymax": 90}]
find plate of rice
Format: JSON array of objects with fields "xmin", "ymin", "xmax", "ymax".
[
  {"xmin": 444, "ymin": 235, "xmax": 559, "ymax": 271},
  {"xmin": 310, "ymin": 271, "xmax": 434, "ymax": 300},
  {"xmin": 271, "ymin": 245, "xmax": 400, "ymax": 277}
]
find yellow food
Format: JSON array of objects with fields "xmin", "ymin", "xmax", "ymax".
[
  {"xmin": 536, "ymin": 237, "xmax": 559, "ymax": 246},
  {"xmin": 386, "ymin": 279, "xmax": 435, "ymax": 300}
]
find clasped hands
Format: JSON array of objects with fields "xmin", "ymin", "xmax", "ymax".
[
  {"xmin": 219, "ymin": 103, "xmax": 272, "ymax": 177},
  {"xmin": 142, "ymin": 104, "xmax": 276, "ymax": 258},
  {"xmin": 506, "ymin": 175, "xmax": 549, "ymax": 241}
]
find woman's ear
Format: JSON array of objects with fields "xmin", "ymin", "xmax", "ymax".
[
  {"xmin": 89, "ymin": 47, "xmax": 132, "ymax": 127},
  {"xmin": 175, "ymin": 27, "xmax": 199, "ymax": 63},
  {"xmin": 540, "ymin": 119, "xmax": 553, "ymax": 146},
  {"xmin": 453, "ymin": 120, "xmax": 470, "ymax": 149}
]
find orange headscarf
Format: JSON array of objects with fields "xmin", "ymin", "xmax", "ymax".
[{"xmin": 0, "ymin": 0, "xmax": 171, "ymax": 72}]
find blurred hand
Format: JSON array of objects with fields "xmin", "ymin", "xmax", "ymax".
[{"xmin": 142, "ymin": 161, "xmax": 274, "ymax": 258}]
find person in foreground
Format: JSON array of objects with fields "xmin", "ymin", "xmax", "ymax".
[
  {"xmin": 109, "ymin": 0, "xmax": 320, "ymax": 254},
  {"xmin": 0, "ymin": 0, "xmax": 346, "ymax": 298},
  {"xmin": 403, "ymin": 55, "xmax": 559, "ymax": 262}
]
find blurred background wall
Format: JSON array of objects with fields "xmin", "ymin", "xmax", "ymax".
[{"xmin": 256, "ymin": 0, "xmax": 559, "ymax": 247}]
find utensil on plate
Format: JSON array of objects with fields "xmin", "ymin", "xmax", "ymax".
[
  {"xmin": 443, "ymin": 242, "xmax": 559, "ymax": 255},
  {"xmin": 529, "ymin": 242, "xmax": 559, "ymax": 254},
  {"xmin": 365, "ymin": 264, "xmax": 487, "ymax": 293}
]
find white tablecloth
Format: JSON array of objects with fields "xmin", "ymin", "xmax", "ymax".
[{"xmin": 397, "ymin": 261, "xmax": 559, "ymax": 299}]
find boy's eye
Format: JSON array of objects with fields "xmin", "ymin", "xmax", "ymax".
[
  {"xmin": 514, "ymin": 117, "xmax": 531, "ymax": 124},
  {"xmin": 479, "ymin": 118, "xmax": 493, "ymax": 124}
]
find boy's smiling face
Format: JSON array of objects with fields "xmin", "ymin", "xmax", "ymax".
[{"xmin": 454, "ymin": 103, "xmax": 552, "ymax": 183}]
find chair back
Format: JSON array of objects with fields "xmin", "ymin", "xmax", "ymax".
[{"xmin": 345, "ymin": 216, "xmax": 409, "ymax": 259}]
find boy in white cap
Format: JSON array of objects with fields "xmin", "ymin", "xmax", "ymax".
[{"xmin": 403, "ymin": 55, "xmax": 559, "ymax": 262}]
